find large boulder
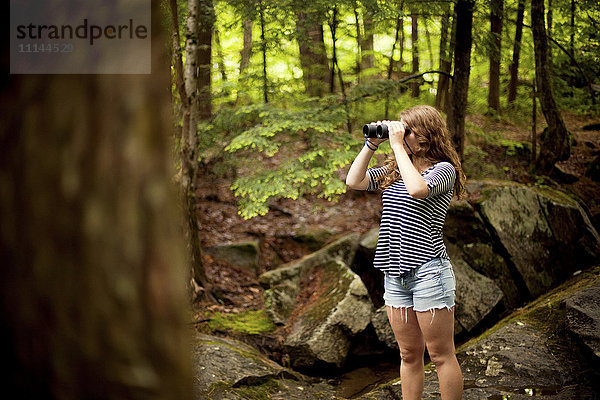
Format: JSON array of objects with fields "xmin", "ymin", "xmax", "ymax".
[
  {"xmin": 203, "ymin": 239, "xmax": 260, "ymax": 272},
  {"xmin": 449, "ymin": 246, "xmax": 503, "ymax": 333},
  {"xmin": 260, "ymin": 232, "xmax": 360, "ymax": 325},
  {"xmin": 193, "ymin": 333, "xmax": 337, "ymax": 400},
  {"xmin": 565, "ymin": 281, "xmax": 600, "ymax": 361},
  {"xmin": 282, "ymin": 260, "xmax": 375, "ymax": 370},
  {"xmin": 473, "ymin": 181, "xmax": 600, "ymax": 297},
  {"xmin": 445, "ymin": 199, "xmax": 522, "ymax": 309}
]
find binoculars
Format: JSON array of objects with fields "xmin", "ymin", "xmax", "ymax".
[{"xmin": 363, "ymin": 123, "xmax": 411, "ymax": 139}]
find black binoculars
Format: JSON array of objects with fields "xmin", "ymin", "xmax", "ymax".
[{"xmin": 362, "ymin": 123, "xmax": 410, "ymax": 139}]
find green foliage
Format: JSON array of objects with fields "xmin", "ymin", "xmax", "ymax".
[{"xmin": 221, "ymin": 99, "xmax": 358, "ymax": 218}]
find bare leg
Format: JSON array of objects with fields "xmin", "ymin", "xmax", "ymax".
[
  {"xmin": 416, "ymin": 308, "xmax": 463, "ymax": 400},
  {"xmin": 387, "ymin": 306, "xmax": 426, "ymax": 400}
]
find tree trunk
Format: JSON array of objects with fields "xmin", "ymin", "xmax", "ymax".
[
  {"xmin": 353, "ymin": 1, "xmax": 362, "ymax": 83},
  {"xmin": 507, "ymin": 0, "xmax": 525, "ymax": 104},
  {"xmin": 388, "ymin": 15, "xmax": 403, "ymax": 79},
  {"xmin": 0, "ymin": 2, "xmax": 192, "ymax": 398},
  {"xmin": 240, "ymin": 19, "xmax": 253, "ymax": 74},
  {"xmin": 425, "ymin": 18, "xmax": 434, "ymax": 69},
  {"xmin": 236, "ymin": 18, "xmax": 253, "ymax": 104},
  {"xmin": 198, "ymin": 0, "xmax": 214, "ymax": 119},
  {"xmin": 398, "ymin": 16, "xmax": 406, "ymax": 73},
  {"xmin": 411, "ymin": 12, "xmax": 420, "ymax": 98},
  {"xmin": 361, "ymin": 3, "xmax": 376, "ymax": 74},
  {"xmin": 547, "ymin": 0, "xmax": 553, "ymax": 66},
  {"xmin": 570, "ymin": 0, "xmax": 575, "ymax": 56},
  {"xmin": 259, "ymin": 4, "xmax": 268, "ymax": 103},
  {"xmin": 488, "ymin": 0, "xmax": 503, "ymax": 112},
  {"xmin": 296, "ymin": 11, "xmax": 330, "ymax": 97},
  {"xmin": 214, "ymin": 28, "xmax": 227, "ymax": 82},
  {"xmin": 448, "ymin": 0, "xmax": 475, "ymax": 161},
  {"xmin": 180, "ymin": 0, "xmax": 214, "ymax": 299},
  {"xmin": 436, "ymin": 3, "xmax": 453, "ymax": 112},
  {"xmin": 531, "ymin": 0, "xmax": 571, "ymax": 173}
]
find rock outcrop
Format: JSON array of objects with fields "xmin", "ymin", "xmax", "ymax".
[
  {"xmin": 356, "ymin": 267, "xmax": 600, "ymax": 400},
  {"xmin": 193, "ymin": 333, "xmax": 338, "ymax": 400}
]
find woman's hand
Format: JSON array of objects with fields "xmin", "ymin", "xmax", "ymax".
[{"xmin": 383, "ymin": 120, "xmax": 406, "ymax": 151}]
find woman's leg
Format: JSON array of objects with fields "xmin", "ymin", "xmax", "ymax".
[
  {"xmin": 387, "ymin": 306, "xmax": 426, "ymax": 400},
  {"xmin": 416, "ymin": 308, "xmax": 463, "ymax": 400}
]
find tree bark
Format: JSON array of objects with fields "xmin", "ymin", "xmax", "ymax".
[
  {"xmin": 296, "ymin": 11, "xmax": 330, "ymax": 97},
  {"xmin": 436, "ymin": 3, "xmax": 452, "ymax": 111},
  {"xmin": 547, "ymin": 0, "xmax": 553, "ymax": 66},
  {"xmin": 240, "ymin": 18, "xmax": 253, "ymax": 75},
  {"xmin": 410, "ymin": 12, "xmax": 420, "ymax": 98},
  {"xmin": 531, "ymin": 0, "xmax": 571, "ymax": 173},
  {"xmin": 0, "ymin": 2, "xmax": 192, "ymax": 398},
  {"xmin": 448, "ymin": 0, "xmax": 475, "ymax": 161},
  {"xmin": 197, "ymin": 0, "xmax": 214, "ymax": 118},
  {"xmin": 361, "ymin": 3, "xmax": 376, "ymax": 74},
  {"xmin": 179, "ymin": 0, "xmax": 215, "ymax": 299},
  {"xmin": 353, "ymin": 2, "xmax": 362, "ymax": 83},
  {"xmin": 507, "ymin": 0, "xmax": 525, "ymax": 104},
  {"xmin": 259, "ymin": 3, "xmax": 268, "ymax": 103},
  {"xmin": 388, "ymin": 15, "xmax": 403, "ymax": 79},
  {"xmin": 488, "ymin": 0, "xmax": 503, "ymax": 112}
]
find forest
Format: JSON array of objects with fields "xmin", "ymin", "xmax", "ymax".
[{"xmin": 1, "ymin": 0, "xmax": 600, "ymax": 399}]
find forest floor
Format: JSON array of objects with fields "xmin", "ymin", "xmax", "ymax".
[{"xmin": 192, "ymin": 110, "xmax": 600, "ymax": 334}]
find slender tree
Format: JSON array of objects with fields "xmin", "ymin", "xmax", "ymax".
[
  {"xmin": 436, "ymin": 2, "xmax": 454, "ymax": 112},
  {"xmin": 531, "ymin": 0, "xmax": 571, "ymax": 173},
  {"xmin": 410, "ymin": 12, "xmax": 420, "ymax": 97},
  {"xmin": 170, "ymin": 0, "xmax": 215, "ymax": 300},
  {"xmin": 0, "ymin": 1, "xmax": 192, "ymax": 397},
  {"xmin": 488, "ymin": 0, "xmax": 503, "ymax": 112},
  {"xmin": 198, "ymin": 0, "xmax": 215, "ymax": 118},
  {"xmin": 259, "ymin": 2, "xmax": 268, "ymax": 103},
  {"xmin": 448, "ymin": 0, "xmax": 475, "ymax": 160},
  {"xmin": 508, "ymin": 0, "xmax": 526, "ymax": 104}
]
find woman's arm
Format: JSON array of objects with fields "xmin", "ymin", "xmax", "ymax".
[
  {"xmin": 386, "ymin": 120, "xmax": 429, "ymax": 199},
  {"xmin": 346, "ymin": 143, "xmax": 377, "ymax": 190},
  {"xmin": 346, "ymin": 127, "xmax": 386, "ymax": 190}
]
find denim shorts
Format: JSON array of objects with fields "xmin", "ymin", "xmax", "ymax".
[{"xmin": 383, "ymin": 257, "xmax": 456, "ymax": 313}]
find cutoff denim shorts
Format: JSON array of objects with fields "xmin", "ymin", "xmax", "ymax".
[{"xmin": 383, "ymin": 257, "xmax": 456, "ymax": 313}]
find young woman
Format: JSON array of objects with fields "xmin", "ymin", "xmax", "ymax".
[{"xmin": 346, "ymin": 105, "xmax": 466, "ymax": 400}]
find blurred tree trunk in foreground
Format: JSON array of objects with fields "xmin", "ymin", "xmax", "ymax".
[
  {"xmin": 448, "ymin": 0, "xmax": 475, "ymax": 161},
  {"xmin": 0, "ymin": 2, "xmax": 192, "ymax": 399},
  {"xmin": 531, "ymin": 0, "xmax": 571, "ymax": 173}
]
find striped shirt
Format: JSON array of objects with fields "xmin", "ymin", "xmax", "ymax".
[{"xmin": 367, "ymin": 161, "xmax": 456, "ymax": 276}]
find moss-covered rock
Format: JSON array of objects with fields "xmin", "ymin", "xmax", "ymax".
[
  {"xmin": 192, "ymin": 333, "xmax": 338, "ymax": 400},
  {"xmin": 565, "ymin": 281, "xmax": 600, "ymax": 361},
  {"xmin": 283, "ymin": 260, "xmax": 375, "ymax": 370}
]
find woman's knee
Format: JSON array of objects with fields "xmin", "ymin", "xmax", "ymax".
[
  {"xmin": 399, "ymin": 345, "xmax": 425, "ymax": 364},
  {"xmin": 427, "ymin": 348, "xmax": 456, "ymax": 367}
]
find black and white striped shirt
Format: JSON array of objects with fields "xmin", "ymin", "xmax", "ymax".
[{"xmin": 367, "ymin": 161, "xmax": 456, "ymax": 276}]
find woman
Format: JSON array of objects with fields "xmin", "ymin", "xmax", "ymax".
[{"xmin": 346, "ymin": 105, "xmax": 465, "ymax": 400}]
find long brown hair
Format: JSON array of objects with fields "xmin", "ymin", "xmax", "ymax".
[{"xmin": 377, "ymin": 105, "xmax": 466, "ymax": 198}]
